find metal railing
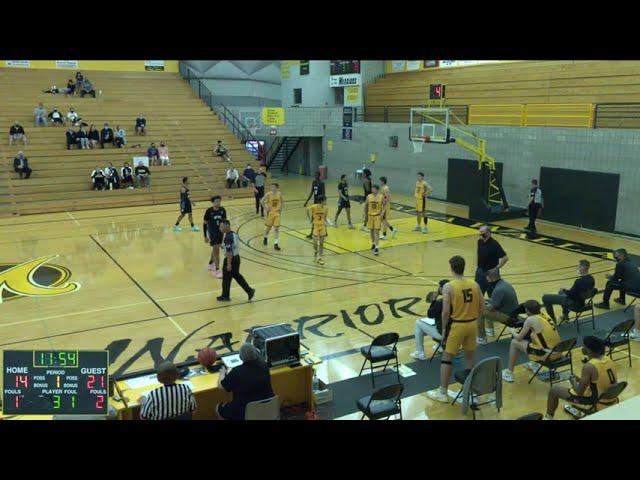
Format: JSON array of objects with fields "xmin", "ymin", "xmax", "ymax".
[
  {"xmin": 353, "ymin": 105, "xmax": 469, "ymax": 124},
  {"xmin": 265, "ymin": 136, "xmax": 286, "ymax": 169}
]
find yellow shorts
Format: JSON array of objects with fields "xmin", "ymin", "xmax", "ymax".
[
  {"xmin": 312, "ymin": 224, "xmax": 327, "ymax": 237},
  {"xmin": 366, "ymin": 214, "xmax": 381, "ymax": 231},
  {"xmin": 415, "ymin": 196, "xmax": 426, "ymax": 213},
  {"xmin": 444, "ymin": 320, "xmax": 477, "ymax": 355},
  {"xmin": 383, "ymin": 206, "xmax": 391, "ymax": 221},
  {"xmin": 265, "ymin": 210, "xmax": 281, "ymax": 228}
]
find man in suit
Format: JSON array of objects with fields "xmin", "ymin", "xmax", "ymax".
[{"xmin": 13, "ymin": 152, "xmax": 32, "ymax": 179}]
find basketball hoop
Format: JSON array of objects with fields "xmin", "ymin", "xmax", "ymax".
[{"xmin": 410, "ymin": 135, "xmax": 429, "ymax": 154}]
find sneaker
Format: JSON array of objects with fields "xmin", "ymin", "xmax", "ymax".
[
  {"xmin": 391, "ymin": 229, "xmax": 397, "ymax": 239},
  {"xmin": 564, "ymin": 404, "xmax": 585, "ymax": 419},
  {"xmin": 411, "ymin": 226, "xmax": 420, "ymax": 232},
  {"xmin": 274, "ymin": 244, "xmax": 281, "ymax": 251},
  {"xmin": 316, "ymin": 257, "xmax": 325, "ymax": 265},
  {"xmin": 247, "ymin": 288, "xmax": 255, "ymax": 301},
  {"xmin": 614, "ymin": 298, "xmax": 626, "ymax": 306},
  {"xmin": 380, "ymin": 234, "xmax": 387, "ymax": 240},
  {"xmin": 191, "ymin": 225, "xmax": 200, "ymax": 232},
  {"xmin": 629, "ymin": 329, "xmax": 640, "ymax": 341},
  {"xmin": 326, "ymin": 219, "xmax": 335, "ymax": 227},
  {"xmin": 208, "ymin": 263, "xmax": 216, "ymax": 271},
  {"xmin": 374, "ymin": 248, "xmax": 379, "ymax": 256},
  {"xmin": 173, "ymin": 225, "xmax": 182, "ymax": 232},
  {"xmin": 360, "ymin": 226, "xmax": 370, "ymax": 233},
  {"xmin": 524, "ymin": 361, "xmax": 540, "ymax": 372},
  {"xmin": 216, "ymin": 296, "xmax": 231, "ymax": 302},
  {"xmin": 476, "ymin": 336, "xmax": 488, "ymax": 345},
  {"xmin": 426, "ymin": 389, "xmax": 450, "ymax": 404},
  {"xmin": 410, "ymin": 351, "xmax": 427, "ymax": 361},
  {"xmin": 485, "ymin": 328, "xmax": 495, "ymax": 337},
  {"xmin": 502, "ymin": 369, "xmax": 514, "ymax": 382},
  {"xmin": 263, "ymin": 237, "xmax": 267, "ymax": 246},
  {"xmin": 422, "ymin": 226, "xmax": 429, "ymax": 234},
  {"xmin": 348, "ymin": 224, "xmax": 355, "ymax": 229},
  {"xmin": 594, "ymin": 302, "xmax": 610, "ymax": 310},
  {"xmin": 215, "ymin": 269, "xmax": 223, "ymax": 279}
]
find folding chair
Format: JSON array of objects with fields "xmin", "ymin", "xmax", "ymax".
[
  {"xmin": 450, "ymin": 356, "xmax": 502, "ymax": 420},
  {"xmin": 624, "ymin": 290, "xmax": 640, "ymax": 313},
  {"xmin": 595, "ymin": 318, "xmax": 635, "ymax": 367},
  {"xmin": 566, "ymin": 381, "xmax": 628, "ymax": 418},
  {"xmin": 428, "ymin": 341, "xmax": 443, "ymax": 362},
  {"xmin": 357, "ymin": 383, "xmax": 404, "ymax": 420},
  {"xmin": 495, "ymin": 316, "xmax": 525, "ymax": 342},
  {"xmin": 560, "ymin": 288, "xmax": 597, "ymax": 333},
  {"xmin": 528, "ymin": 337, "xmax": 577, "ymax": 385},
  {"xmin": 245, "ymin": 395, "xmax": 280, "ymax": 420},
  {"xmin": 359, "ymin": 333, "xmax": 400, "ymax": 387}
]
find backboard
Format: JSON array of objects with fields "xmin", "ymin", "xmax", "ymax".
[{"xmin": 409, "ymin": 107, "xmax": 450, "ymax": 144}]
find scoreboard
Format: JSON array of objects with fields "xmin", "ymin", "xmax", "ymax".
[
  {"xmin": 330, "ymin": 60, "xmax": 360, "ymax": 76},
  {"xmin": 2, "ymin": 350, "xmax": 109, "ymax": 415}
]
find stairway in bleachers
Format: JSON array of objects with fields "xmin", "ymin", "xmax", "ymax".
[{"xmin": 0, "ymin": 68, "xmax": 258, "ymax": 216}]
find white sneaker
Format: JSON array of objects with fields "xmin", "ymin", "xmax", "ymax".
[
  {"xmin": 629, "ymin": 329, "xmax": 640, "ymax": 341},
  {"xmin": 326, "ymin": 219, "xmax": 335, "ymax": 227},
  {"xmin": 410, "ymin": 351, "xmax": 427, "ymax": 361},
  {"xmin": 427, "ymin": 389, "xmax": 450, "ymax": 404},
  {"xmin": 476, "ymin": 336, "xmax": 488, "ymax": 345},
  {"xmin": 360, "ymin": 226, "xmax": 369, "ymax": 232},
  {"xmin": 564, "ymin": 404, "xmax": 585, "ymax": 419},
  {"xmin": 412, "ymin": 226, "xmax": 420, "ymax": 232},
  {"xmin": 391, "ymin": 229, "xmax": 397, "ymax": 239},
  {"xmin": 485, "ymin": 328, "xmax": 495, "ymax": 337},
  {"xmin": 524, "ymin": 361, "xmax": 540, "ymax": 372},
  {"xmin": 379, "ymin": 235, "xmax": 387, "ymax": 240},
  {"xmin": 502, "ymin": 369, "xmax": 514, "ymax": 382},
  {"xmin": 422, "ymin": 226, "xmax": 429, "ymax": 234}
]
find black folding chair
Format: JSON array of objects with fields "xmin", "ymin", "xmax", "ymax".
[
  {"xmin": 359, "ymin": 333, "xmax": 400, "ymax": 387},
  {"xmin": 495, "ymin": 314, "xmax": 525, "ymax": 342},
  {"xmin": 357, "ymin": 383, "xmax": 404, "ymax": 420},
  {"xmin": 516, "ymin": 412, "xmax": 543, "ymax": 420},
  {"xmin": 568, "ymin": 381, "xmax": 628, "ymax": 418},
  {"xmin": 428, "ymin": 341, "xmax": 443, "ymax": 362},
  {"xmin": 595, "ymin": 318, "xmax": 635, "ymax": 367},
  {"xmin": 528, "ymin": 337, "xmax": 577, "ymax": 385},
  {"xmin": 624, "ymin": 290, "xmax": 640, "ymax": 313},
  {"xmin": 560, "ymin": 288, "xmax": 597, "ymax": 333}
]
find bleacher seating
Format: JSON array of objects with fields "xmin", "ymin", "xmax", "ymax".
[{"xmin": 0, "ymin": 68, "xmax": 258, "ymax": 216}]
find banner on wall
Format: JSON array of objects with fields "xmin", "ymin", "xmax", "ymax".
[
  {"xmin": 261, "ymin": 107, "xmax": 285, "ymax": 126},
  {"xmin": 56, "ymin": 60, "xmax": 79, "ymax": 69},
  {"xmin": 6, "ymin": 60, "xmax": 30, "ymax": 67},
  {"xmin": 144, "ymin": 60, "xmax": 165, "ymax": 71},
  {"xmin": 329, "ymin": 74, "xmax": 361, "ymax": 87},
  {"xmin": 406, "ymin": 61, "xmax": 422, "ymax": 71},
  {"xmin": 344, "ymin": 86, "xmax": 360, "ymax": 106},
  {"xmin": 440, "ymin": 60, "xmax": 458, "ymax": 68},
  {"xmin": 391, "ymin": 60, "xmax": 406, "ymax": 72},
  {"xmin": 423, "ymin": 60, "xmax": 439, "ymax": 68}
]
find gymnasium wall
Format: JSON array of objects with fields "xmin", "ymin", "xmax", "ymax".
[
  {"xmin": 322, "ymin": 123, "xmax": 640, "ymax": 236},
  {"xmin": 2, "ymin": 60, "xmax": 178, "ymax": 72}
]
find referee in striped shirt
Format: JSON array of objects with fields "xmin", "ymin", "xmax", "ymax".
[{"xmin": 139, "ymin": 362, "xmax": 197, "ymax": 420}]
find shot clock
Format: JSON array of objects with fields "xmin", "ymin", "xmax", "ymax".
[
  {"xmin": 429, "ymin": 84, "xmax": 446, "ymax": 100},
  {"xmin": 2, "ymin": 350, "xmax": 109, "ymax": 415}
]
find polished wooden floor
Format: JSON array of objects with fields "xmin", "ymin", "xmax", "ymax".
[{"xmin": 1, "ymin": 174, "xmax": 638, "ymax": 419}]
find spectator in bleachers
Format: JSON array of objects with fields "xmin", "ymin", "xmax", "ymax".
[
  {"xmin": 100, "ymin": 123, "xmax": 115, "ymax": 149},
  {"xmin": 215, "ymin": 140, "xmax": 232, "ymax": 163},
  {"xmin": 115, "ymin": 125, "xmax": 126, "ymax": 148},
  {"xmin": 242, "ymin": 164, "xmax": 256, "ymax": 187},
  {"xmin": 135, "ymin": 114, "xmax": 147, "ymax": 135},
  {"xmin": 13, "ymin": 152, "xmax": 32, "ymax": 179},
  {"xmin": 91, "ymin": 166, "xmax": 106, "ymax": 190},
  {"xmin": 139, "ymin": 361, "xmax": 197, "ymax": 420},
  {"xmin": 135, "ymin": 161, "xmax": 151, "ymax": 188},
  {"xmin": 65, "ymin": 127, "xmax": 77, "ymax": 150},
  {"xmin": 147, "ymin": 143, "xmax": 159, "ymax": 166},
  {"xmin": 48, "ymin": 108, "xmax": 64, "ymax": 126},
  {"xmin": 34, "ymin": 103, "xmax": 48, "ymax": 126},
  {"xmin": 66, "ymin": 107, "xmax": 82, "ymax": 127},
  {"xmin": 43, "ymin": 85, "xmax": 60, "ymax": 94},
  {"xmin": 121, "ymin": 162, "xmax": 134, "ymax": 189},
  {"xmin": 226, "ymin": 166, "xmax": 240, "ymax": 189},
  {"xmin": 87, "ymin": 125, "xmax": 100, "ymax": 149},
  {"xmin": 76, "ymin": 126, "xmax": 89, "ymax": 149},
  {"xmin": 105, "ymin": 162, "xmax": 120, "ymax": 190},
  {"xmin": 66, "ymin": 79, "xmax": 75, "ymax": 95},
  {"xmin": 9, "ymin": 122, "xmax": 27, "ymax": 146},
  {"xmin": 80, "ymin": 78, "xmax": 96, "ymax": 98},
  {"xmin": 158, "ymin": 142, "xmax": 170, "ymax": 165},
  {"xmin": 74, "ymin": 71, "xmax": 84, "ymax": 94}
]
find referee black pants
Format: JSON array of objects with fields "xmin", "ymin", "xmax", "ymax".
[
  {"xmin": 255, "ymin": 186, "xmax": 264, "ymax": 215},
  {"xmin": 221, "ymin": 256, "xmax": 252, "ymax": 298},
  {"xmin": 527, "ymin": 203, "xmax": 542, "ymax": 230}
]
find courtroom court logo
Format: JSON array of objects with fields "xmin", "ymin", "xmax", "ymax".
[{"xmin": 0, "ymin": 255, "xmax": 81, "ymax": 303}]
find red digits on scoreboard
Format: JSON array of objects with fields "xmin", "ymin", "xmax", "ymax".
[
  {"xmin": 15, "ymin": 375, "xmax": 28, "ymax": 388},
  {"xmin": 15, "ymin": 396, "xmax": 20, "ymax": 408},
  {"xmin": 87, "ymin": 374, "xmax": 95, "ymax": 389},
  {"xmin": 96, "ymin": 395, "xmax": 104, "ymax": 409}
]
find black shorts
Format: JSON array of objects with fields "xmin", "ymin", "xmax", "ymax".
[
  {"xmin": 526, "ymin": 344, "xmax": 546, "ymax": 357},
  {"xmin": 209, "ymin": 230, "xmax": 223, "ymax": 246},
  {"xmin": 338, "ymin": 199, "xmax": 351, "ymax": 209},
  {"xmin": 566, "ymin": 390, "xmax": 595, "ymax": 406},
  {"xmin": 313, "ymin": 195, "xmax": 322, "ymax": 204},
  {"xmin": 180, "ymin": 202, "xmax": 192, "ymax": 214}
]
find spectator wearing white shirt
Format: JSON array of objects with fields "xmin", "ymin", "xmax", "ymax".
[
  {"xmin": 158, "ymin": 142, "xmax": 170, "ymax": 165},
  {"xmin": 9, "ymin": 122, "xmax": 27, "ymax": 146},
  {"xmin": 91, "ymin": 166, "xmax": 106, "ymax": 190},
  {"xmin": 226, "ymin": 167, "xmax": 240, "ymax": 189},
  {"xmin": 121, "ymin": 162, "xmax": 134, "ymax": 189},
  {"xmin": 66, "ymin": 107, "xmax": 82, "ymax": 127},
  {"xmin": 48, "ymin": 108, "xmax": 64, "ymax": 126},
  {"xmin": 115, "ymin": 125, "xmax": 126, "ymax": 148}
]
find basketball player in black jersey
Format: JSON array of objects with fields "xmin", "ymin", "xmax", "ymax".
[
  {"xmin": 304, "ymin": 171, "xmax": 326, "ymax": 238},
  {"xmin": 334, "ymin": 174, "xmax": 354, "ymax": 228},
  {"xmin": 203, "ymin": 195, "xmax": 227, "ymax": 278},
  {"xmin": 173, "ymin": 177, "xmax": 199, "ymax": 232},
  {"xmin": 360, "ymin": 169, "xmax": 372, "ymax": 232}
]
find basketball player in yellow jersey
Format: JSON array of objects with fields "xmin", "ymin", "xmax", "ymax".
[
  {"xmin": 427, "ymin": 255, "xmax": 483, "ymax": 403},
  {"xmin": 261, "ymin": 183, "xmax": 283, "ymax": 251},
  {"xmin": 501, "ymin": 300, "xmax": 561, "ymax": 383},
  {"xmin": 307, "ymin": 195, "xmax": 329, "ymax": 265},
  {"xmin": 545, "ymin": 336, "xmax": 619, "ymax": 419},
  {"xmin": 364, "ymin": 184, "xmax": 385, "ymax": 256},
  {"xmin": 412, "ymin": 172, "xmax": 433, "ymax": 234},
  {"xmin": 379, "ymin": 176, "xmax": 397, "ymax": 240}
]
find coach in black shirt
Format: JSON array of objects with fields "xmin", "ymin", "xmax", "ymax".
[
  {"xmin": 476, "ymin": 225, "xmax": 508, "ymax": 295},
  {"xmin": 215, "ymin": 343, "xmax": 274, "ymax": 420},
  {"xmin": 543, "ymin": 259, "xmax": 595, "ymax": 321},
  {"xmin": 596, "ymin": 248, "xmax": 640, "ymax": 309}
]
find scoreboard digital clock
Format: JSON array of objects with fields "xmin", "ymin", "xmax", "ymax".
[
  {"xmin": 2, "ymin": 350, "xmax": 109, "ymax": 415},
  {"xmin": 429, "ymin": 84, "xmax": 446, "ymax": 100}
]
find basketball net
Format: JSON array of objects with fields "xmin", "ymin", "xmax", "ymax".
[{"xmin": 411, "ymin": 136, "xmax": 428, "ymax": 154}]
